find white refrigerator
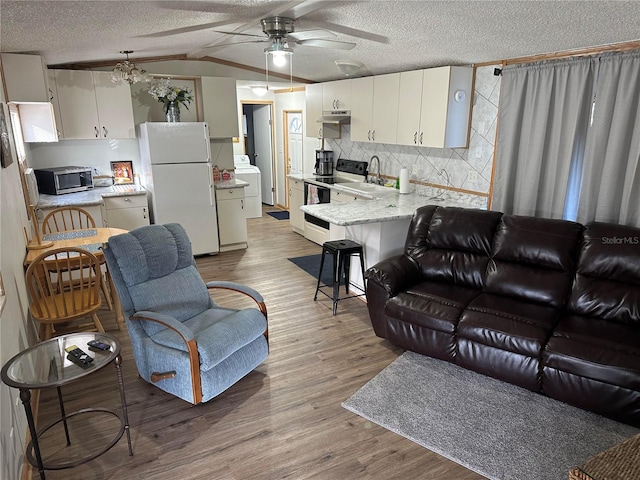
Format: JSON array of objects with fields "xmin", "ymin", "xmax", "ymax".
[{"xmin": 138, "ymin": 122, "xmax": 219, "ymax": 255}]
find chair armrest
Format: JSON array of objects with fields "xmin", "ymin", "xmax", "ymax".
[
  {"xmin": 131, "ymin": 311, "xmax": 195, "ymax": 342},
  {"xmin": 205, "ymin": 281, "xmax": 268, "ymax": 320},
  {"xmin": 365, "ymin": 254, "xmax": 421, "ymax": 297},
  {"xmin": 205, "ymin": 281, "xmax": 264, "ymax": 302}
]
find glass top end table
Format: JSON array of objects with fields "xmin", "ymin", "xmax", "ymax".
[{"xmin": 1, "ymin": 332, "xmax": 133, "ymax": 479}]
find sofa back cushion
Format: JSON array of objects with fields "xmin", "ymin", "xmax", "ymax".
[
  {"xmin": 409, "ymin": 206, "xmax": 503, "ymax": 289},
  {"xmin": 568, "ymin": 222, "xmax": 640, "ymax": 325},
  {"xmin": 484, "ymin": 215, "xmax": 583, "ymax": 308}
]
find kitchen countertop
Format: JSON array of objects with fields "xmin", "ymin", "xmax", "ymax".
[
  {"xmin": 37, "ymin": 185, "xmax": 147, "ymax": 209},
  {"xmin": 293, "ymin": 174, "xmax": 482, "ymax": 227},
  {"xmin": 214, "ymin": 178, "xmax": 249, "ymax": 189}
]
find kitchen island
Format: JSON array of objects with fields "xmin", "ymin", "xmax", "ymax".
[{"xmin": 300, "ymin": 180, "xmax": 482, "ymax": 295}]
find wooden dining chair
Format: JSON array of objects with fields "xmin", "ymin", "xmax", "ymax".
[
  {"xmin": 42, "ymin": 206, "xmax": 96, "ymax": 235},
  {"xmin": 25, "ymin": 247, "xmax": 105, "ymax": 341},
  {"xmin": 41, "ymin": 206, "xmax": 113, "ymax": 311}
]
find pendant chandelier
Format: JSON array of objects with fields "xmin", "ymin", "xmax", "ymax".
[{"xmin": 110, "ymin": 51, "xmax": 150, "ymax": 85}]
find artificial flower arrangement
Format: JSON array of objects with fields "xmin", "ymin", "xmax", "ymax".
[{"xmin": 148, "ymin": 78, "xmax": 194, "ymax": 113}]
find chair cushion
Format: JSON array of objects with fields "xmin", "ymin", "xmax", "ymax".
[{"xmin": 150, "ymin": 307, "xmax": 268, "ymax": 371}]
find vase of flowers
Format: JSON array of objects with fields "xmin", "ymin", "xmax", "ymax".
[{"xmin": 148, "ymin": 78, "xmax": 194, "ymax": 122}]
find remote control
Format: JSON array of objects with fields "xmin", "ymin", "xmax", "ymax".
[
  {"xmin": 65, "ymin": 345, "xmax": 93, "ymax": 368},
  {"xmin": 87, "ymin": 340, "xmax": 111, "ymax": 352}
]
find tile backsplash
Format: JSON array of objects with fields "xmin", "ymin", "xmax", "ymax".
[{"xmin": 326, "ymin": 65, "xmax": 501, "ymax": 208}]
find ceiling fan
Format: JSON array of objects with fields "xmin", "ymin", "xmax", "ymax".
[{"xmin": 200, "ymin": 16, "xmax": 357, "ymax": 64}]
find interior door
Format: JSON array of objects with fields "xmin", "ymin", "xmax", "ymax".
[
  {"xmin": 285, "ymin": 111, "xmax": 303, "ymax": 210},
  {"xmin": 253, "ymin": 104, "xmax": 274, "ymax": 205}
]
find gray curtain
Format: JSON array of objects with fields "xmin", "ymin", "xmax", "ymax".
[
  {"xmin": 493, "ymin": 58, "xmax": 595, "ymax": 218},
  {"xmin": 577, "ymin": 51, "xmax": 640, "ymax": 226}
]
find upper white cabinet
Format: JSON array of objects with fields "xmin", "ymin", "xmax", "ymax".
[
  {"xmin": 351, "ymin": 73, "xmax": 400, "ymax": 144},
  {"xmin": 53, "ymin": 70, "xmax": 135, "ymax": 140},
  {"xmin": 201, "ymin": 77, "xmax": 239, "ymax": 138},
  {"xmin": 397, "ymin": 66, "xmax": 473, "ymax": 148},
  {"xmin": 304, "ymin": 83, "xmax": 339, "ymax": 139},
  {"xmin": 322, "ymin": 79, "xmax": 352, "ymax": 111},
  {"xmin": 0, "ymin": 53, "xmax": 50, "ymax": 102}
]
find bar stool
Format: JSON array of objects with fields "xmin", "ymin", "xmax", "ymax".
[{"xmin": 314, "ymin": 239, "xmax": 366, "ymax": 315}]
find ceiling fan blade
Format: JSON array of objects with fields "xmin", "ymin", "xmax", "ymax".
[
  {"xmin": 137, "ymin": 20, "xmax": 237, "ymax": 38},
  {"xmin": 281, "ymin": 0, "xmax": 329, "ymax": 19},
  {"xmin": 201, "ymin": 39, "xmax": 269, "ymax": 51},
  {"xmin": 287, "ymin": 29, "xmax": 335, "ymax": 41},
  {"xmin": 296, "ymin": 39, "xmax": 357, "ymax": 50},
  {"xmin": 310, "ymin": 21, "xmax": 391, "ymax": 44},
  {"xmin": 209, "ymin": 29, "xmax": 265, "ymax": 38}
]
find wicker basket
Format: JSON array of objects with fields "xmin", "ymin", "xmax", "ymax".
[{"xmin": 568, "ymin": 433, "xmax": 640, "ymax": 480}]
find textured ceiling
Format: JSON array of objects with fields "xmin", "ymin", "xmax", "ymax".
[{"xmin": 2, "ymin": 0, "xmax": 640, "ymax": 82}]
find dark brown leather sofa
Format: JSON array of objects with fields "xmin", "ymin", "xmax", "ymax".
[{"xmin": 365, "ymin": 205, "xmax": 640, "ymax": 426}]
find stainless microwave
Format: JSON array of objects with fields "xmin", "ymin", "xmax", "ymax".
[{"xmin": 33, "ymin": 166, "xmax": 94, "ymax": 195}]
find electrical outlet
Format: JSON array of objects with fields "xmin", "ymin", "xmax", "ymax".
[
  {"xmin": 475, "ymin": 147, "xmax": 482, "ymax": 159},
  {"xmin": 412, "ymin": 164, "xmax": 419, "ymax": 175},
  {"xmin": 478, "ymin": 121, "xmax": 486, "ymax": 133},
  {"xmin": 468, "ymin": 171, "xmax": 479, "ymax": 183}
]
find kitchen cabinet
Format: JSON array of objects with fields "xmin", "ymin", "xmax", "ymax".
[
  {"xmin": 322, "ymin": 79, "xmax": 352, "ymax": 111},
  {"xmin": 0, "ymin": 53, "xmax": 50, "ymax": 102},
  {"xmin": 46, "ymin": 70, "xmax": 63, "ymax": 140},
  {"xmin": 396, "ymin": 66, "xmax": 473, "ymax": 148},
  {"xmin": 304, "ymin": 83, "xmax": 339, "ymax": 139},
  {"xmin": 201, "ymin": 77, "xmax": 239, "ymax": 138},
  {"xmin": 351, "ymin": 73, "xmax": 400, "ymax": 144},
  {"xmin": 217, "ymin": 188, "xmax": 248, "ymax": 251},
  {"xmin": 53, "ymin": 70, "xmax": 135, "ymax": 140},
  {"xmin": 289, "ymin": 178, "xmax": 304, "ymax": 234},
  {"xmin": 101, "ymin": 194, "xmax": 150, "ymax": 231},
  {"xmin": 331, "ymin": 190, "xmax": 360, "ymax": 203}
]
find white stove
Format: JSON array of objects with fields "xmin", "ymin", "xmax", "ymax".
[{"xmin": 233, "ymin": 155, "xmax": 262, "ymax": 218}]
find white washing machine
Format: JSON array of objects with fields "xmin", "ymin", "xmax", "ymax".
[{"xmin": 233, "ymin": 155, "xmax": 262, "ymax": 218}]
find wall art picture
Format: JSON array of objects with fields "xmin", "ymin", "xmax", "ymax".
[{"xmin": 111, "ymin": 161, "xmax": 134, "ymax": 184}]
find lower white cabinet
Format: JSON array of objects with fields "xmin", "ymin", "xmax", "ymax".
[
  {"xmin": 216, "ymin": 188, "xmax": 248, "ymax": 251},
  {"xmin": 101, "ymin": 195, "xmax": 149, "ymax": 231},
  {"xmin": 289, "ymin": 179, "xmax": 304, "ymax": 234}
]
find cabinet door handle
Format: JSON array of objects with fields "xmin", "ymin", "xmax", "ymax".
[
  {"xmin": 414, "ymin": 132, "xmax": 417, "ymax": 144},
  {"xmin": 49, "ymin": 88, "xmax": 54, "ymax": 102},
  {"xmin": 94, "ymin": 126, "xmax": 99, "ymax": 138},
  {"xmin": 102, "ymin": 126, "xmax": 107, "ymax": 138},
  {"xmin": 241, "ymin": 199, "xmax": 244, "ymax": 210},
  {"xmin": 124, "ymin": 197, "xmax": 130, "ymax": 202},
  {"xmin": 419, "ymin": 132, "xmax": 423, "ymax": 145},
  {"xmin": 143, "ymin": 208, "xmax": 147, "ymax": 219},
  {"xmin": 367, "ymin": 130, "xmax": 371, "ymax": 141},
  {"xmin": 372, "ymin": 130, "xmax": 375, "ymax": 141}
]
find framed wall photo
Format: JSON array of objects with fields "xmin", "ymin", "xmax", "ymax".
[
  {"xmin": 1, "ymin": 103, "xmax": 15, "ymax": 168},
  {"xmin": 111, "ymin": 161, "xmax": 134, "ymax": 184}
]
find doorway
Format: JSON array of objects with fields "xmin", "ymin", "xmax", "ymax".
[
  {"xmin": 242, "ymin": 101, "xmax": 275, "ymax": 206},
  {"xmin": 283, "ymin": 110, "xmax": 303, "ymax": 210}
]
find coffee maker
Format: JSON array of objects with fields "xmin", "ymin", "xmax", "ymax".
[{"xmin": 314, "ymin": 150, "xmax": 334, "ymax": 176}]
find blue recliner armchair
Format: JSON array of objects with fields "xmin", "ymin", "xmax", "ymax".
[{"xmin": 103, "ymin": 223, "xmax": 268, "ymax": 404}]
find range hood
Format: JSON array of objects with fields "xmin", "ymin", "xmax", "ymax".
[{"xmin": 317, "ymin": 110, "xmax": 351, "ymax": 124}]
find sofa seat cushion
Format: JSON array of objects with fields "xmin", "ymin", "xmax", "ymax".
[
  {"xmin": 385, "ymin": 281, "xmax": 481, "ymax": 333},
  {"xmin": 151, "ymin": 307, "xmax": 268, "ymax": 372},
  {"xmin": 543, "ymin": 314, "xmax": 640, "ymax": 390},
  {"xmin": 458, "ymin": 293, "xmax": 560, "ymax": 357}
]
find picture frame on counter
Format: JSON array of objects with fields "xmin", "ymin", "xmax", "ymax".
[{"xmin": 111, "ymin": 160, "xmax": 134, "ymax": 184}]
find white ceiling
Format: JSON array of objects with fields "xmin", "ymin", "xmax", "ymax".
[{"xmin": 2, "ymin": 0, "xmax": 640, "ymax": 83}]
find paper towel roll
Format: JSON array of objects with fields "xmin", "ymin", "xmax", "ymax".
[{"xmin": 399, "ymin": 168, "xmax": 410, "ymax": 194}]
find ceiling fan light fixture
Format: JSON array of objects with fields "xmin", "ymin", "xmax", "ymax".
[
  {"xmin": 250, "ymin": 85, "xmax": 268, "ymax": 96},
  {"xmin": 265, "ymin": 37, "xmax": 293, "ymax": 67},
  {"xmin": 335, "ymin": 60, "xmax": 364, "ymax": 76},
  {"xmin": 111, "ymin": 51, "xmax": 150, "ymax": 85}
]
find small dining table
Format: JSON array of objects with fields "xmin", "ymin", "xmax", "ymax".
[{"xmin": 24, "ymin": 227, "xmax": 128, "ymax": 329}]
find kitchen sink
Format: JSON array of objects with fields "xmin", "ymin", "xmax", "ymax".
[{"xmin": 338, "ymin": 182, "xmax": 392, "ymax": 195}]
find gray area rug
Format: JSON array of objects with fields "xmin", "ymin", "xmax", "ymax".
[{"xmin": 342, "ymin": 351, "xmax": 639, "ymax": 480}]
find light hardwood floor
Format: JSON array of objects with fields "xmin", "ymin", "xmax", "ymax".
[{"xmin": 31, "ymin": 207, "xmax": 485, "ymax": 480}]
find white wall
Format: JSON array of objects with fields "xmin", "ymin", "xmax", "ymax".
[{"xmin": 0, "ymin": 80, "xmax": 36, "ymax": 480}]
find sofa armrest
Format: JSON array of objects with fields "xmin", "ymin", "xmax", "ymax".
[{"xmin": 365, "ymin": 254, "xmax": 421, "ymax": 297}]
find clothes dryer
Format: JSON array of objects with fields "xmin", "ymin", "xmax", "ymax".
[{"xmin": 233, "ymin": 155, "xmax": 262, "ymax": 218}]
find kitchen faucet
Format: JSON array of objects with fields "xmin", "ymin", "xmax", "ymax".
[{"xmin": 369, "ymin": 156, "xmax": 382, "ymax": 184}]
